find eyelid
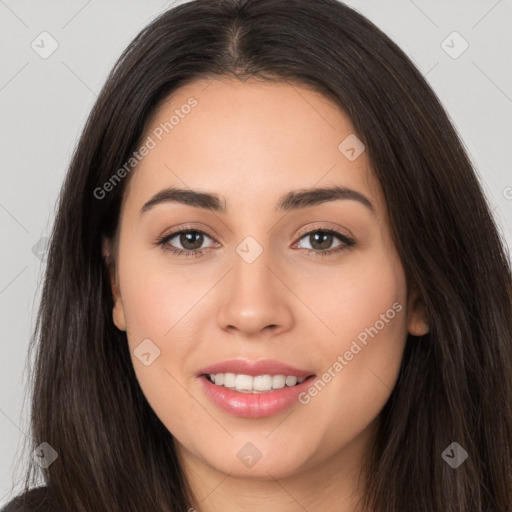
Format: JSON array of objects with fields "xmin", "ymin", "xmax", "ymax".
[
  {"xmin": 294, "ymin": 222, "xmax": 353, "ymax": 240},
  {"xmin": 159, "ymin": 223, "xmax": 352, "ymax": 244},
  {"xmin": 159, "ymin": 223, "xmax": 218, "ymax": 241}
]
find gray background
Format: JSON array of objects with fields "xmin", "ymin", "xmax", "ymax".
[{"xmin": 1, "ymin": 0, "xmax": 511, "ymax": 505}]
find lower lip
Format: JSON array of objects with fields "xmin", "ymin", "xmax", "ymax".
[{"xmin": 198, "ymin": 375, "xmax": 315, "ymax": 418}]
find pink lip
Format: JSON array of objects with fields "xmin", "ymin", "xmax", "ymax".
[
  {"xmin": 197, "ymin": 358, "xmax": 313, "ymax": 378},
  {"xmin": 197, "ymin": 358, "xmax": 316, "ymax": 419}
]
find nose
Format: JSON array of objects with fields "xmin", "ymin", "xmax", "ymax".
[{"xmin": 216, "ymin": 247, "xmax": 294, "ymax": 338}]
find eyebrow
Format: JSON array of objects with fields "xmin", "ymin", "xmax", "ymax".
[{"xmin": 140, "ymin": 185, "xmax": 375, "ymax": 216}]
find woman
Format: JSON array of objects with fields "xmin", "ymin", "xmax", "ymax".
[{"xmin": 3, "ymin": 0, "xmax": 511, "ymax": 510}]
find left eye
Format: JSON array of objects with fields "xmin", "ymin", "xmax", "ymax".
[{"xmin": 295, "ymin": 229, "xmax": 350, "ymax": 252}]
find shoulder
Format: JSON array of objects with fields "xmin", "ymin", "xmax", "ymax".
[{"xmin": 1, "ymin": 487, "xmax": 52, "ymax": 512}]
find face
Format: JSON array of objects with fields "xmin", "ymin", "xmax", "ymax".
[{"xmin": 104, "ymin": 78, "xmax": 429, "ymax": 485}]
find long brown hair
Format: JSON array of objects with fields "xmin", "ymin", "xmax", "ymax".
[{"xmin": 9, "ymin": 0, "xmax": 512, "ymax": 510}]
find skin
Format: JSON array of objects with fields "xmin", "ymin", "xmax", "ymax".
[{"xmin": 104, "ymin": 77, "xmax": 429, "ymax": 512}]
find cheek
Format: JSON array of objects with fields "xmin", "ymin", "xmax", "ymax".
[
  {"xmin": 336, "ymin": 256, "xmax": 406, "ymax": 344},
  {"xmin": 117, "ymin": 254, "xmax": 214, "ymax": 431},
  {"xmin": 116, "ymin": 243, "xmax": 213, "ymax": 395},
  {"xmin": 306, "ymin": 249, "xmax": 408, "ymax": 429},
  {"xmin": 118, "ymin": 239, "xmax": 212, "ymax": 344}
]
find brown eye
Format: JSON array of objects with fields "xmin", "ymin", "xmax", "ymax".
[
  {"xmin": 294, "ymin": 228, "xmax": 356, "ymax": 256},
  {"xmin": 306, "ymin": 231, "xmax": 335, "ymax": 250},
  {"xmin": 176, "ymin": 231, "xmax": 205, "ymax": 251},
  {"xmin": 157, "ymin": 229, "xmax": 216, "ymax": 257}
]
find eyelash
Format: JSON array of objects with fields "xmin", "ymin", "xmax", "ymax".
[{"xmin": 155, "ymin": 225, "xmax": 356, "ymax": 259}]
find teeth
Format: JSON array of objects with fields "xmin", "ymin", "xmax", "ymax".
[
  {"xmin": 254, "ymin": 374, "xmax": 272, "ymax": 391},
  {"xmin": 235, "ymin": 374, "xmax": 253, "ymax": 391},
  {"xmin": 285, "ymin": 376, "xmax": 297, "ymax": 386},
  {"xmin": 206, "ymin": 373, "xmax": 308, "ymax": 392},
  {"xmin": 223, "ymin": 373, "xmax": 236, "ymax": 388},
  {"xmin": 272, "ymin": 375, "xmax": 285, "ymax": 389}
]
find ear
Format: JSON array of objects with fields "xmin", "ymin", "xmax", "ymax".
[
  {"xmin": 102, "ymin": 237, "xmax": 126, "ymax": 331},
  {"xmin": 406, "ymin": 285, "xmax": 430, "ymax": 337}
]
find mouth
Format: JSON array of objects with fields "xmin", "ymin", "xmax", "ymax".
[{"xmin": 196, "ymin": 359, "xmax": 316, "ymax": 418}]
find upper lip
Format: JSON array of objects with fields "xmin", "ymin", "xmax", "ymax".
[{"xmin": 198, "ymin": 358, "xmax": 315, "ymax": 378}]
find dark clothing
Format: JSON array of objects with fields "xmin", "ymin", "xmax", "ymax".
[{"xmin": 1, "ymin": 487, "xmax": 51, "ymax": 512}]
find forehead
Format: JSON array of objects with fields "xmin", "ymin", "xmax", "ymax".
[{"xmin": 122, "ymin": 78, "xmax": 385, "ymax": 218}]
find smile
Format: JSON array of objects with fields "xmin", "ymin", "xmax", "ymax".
[
  {"xmin": 204, "ymin": 373, "xmax": 306, "ymax": 392},
  {"xmin": 197, "ymin": 359, "xmax": 316, "ymax": 418}
]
